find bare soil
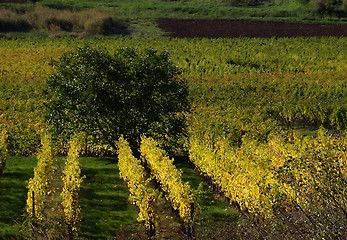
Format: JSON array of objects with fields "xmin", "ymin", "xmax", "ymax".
[
  {"xmin": 0, "ymin": 0, "xmax": 27, "ymax": 3},
  {"xmin": 157, "ymin": 19, "xmax": 347, "ymax": 38}
]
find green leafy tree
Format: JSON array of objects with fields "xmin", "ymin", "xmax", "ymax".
[{"xmin": 46, "ymin": 46, "xmax": 189, "ymax": 154}]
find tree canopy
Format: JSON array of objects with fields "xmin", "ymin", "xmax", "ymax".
[{"xmin": 46, "ymin": 46, "xmax": 189, "ymax": 154}]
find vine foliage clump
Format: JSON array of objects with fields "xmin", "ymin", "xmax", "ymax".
[
  {"xmin": 61, "ymin": 135, "xmax": 85, "ymax": 236},
  {"xmin": 26, "ymin": 134, "xmax": 56, "ymax": 220},
  {"xmin": 0, "ymin": 129, "xmax": 8, "ymax": 176}
]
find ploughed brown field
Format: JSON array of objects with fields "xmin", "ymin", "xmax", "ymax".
[
  {"xmin": 0, "ymin": 0, "xmax": 26, "ymax": 3},
  {"xmin": 157, "ymin": 19, "xmax": 347, "ymax": 38}
]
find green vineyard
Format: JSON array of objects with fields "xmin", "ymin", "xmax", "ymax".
[{"xmin": 0, "ymin": 35, "xmax": 346, "ymax": 239}]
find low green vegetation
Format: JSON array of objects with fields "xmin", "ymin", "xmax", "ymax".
[
  {"xmin": 0, "ymin": 0, "xmax": 345, "ymax": 37},
  {"xmin": 79, "ymin": 157, "xmax": 140, "ymax": 239},
  {"xmin": 0, "ymin": 157, "xmax": 37, "ymax": 238},
  {"xmin": 174, "ymin": 157, "xmax": 240, "ymax": 239}
]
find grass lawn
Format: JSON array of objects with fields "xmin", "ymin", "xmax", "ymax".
[
  {"xmin": 35, "ymin": 0, "xmax": 347, "ymax": 23},
  {"xmin": 174, "ymin": 157, "xmax": 240, "ymax": 239},
  {"xmin": 79, "ymin": 157, "xmax": 141, "ymax": 239},
  {"xmin": 0, "ymin": 157, "xmax": 37, "ymax": 239},
  {"xmin": 0, "ymin": 0, "xmax": 345, "ymax": 38}
]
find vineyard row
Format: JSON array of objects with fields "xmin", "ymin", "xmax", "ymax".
[{"xmin": 189, "ymin": 127, "xmax": 347, "ymax": 239}]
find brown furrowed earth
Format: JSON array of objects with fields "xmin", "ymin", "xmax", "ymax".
[
  {"xmin": 0, "ymin": 0, "xmax": 26, "ymax": 3},
  {"xmin": 157, "ymin": 19, "xmax": 347, "ymax": 38}
]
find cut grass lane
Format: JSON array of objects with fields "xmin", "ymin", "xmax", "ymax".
[
  {"xmin": 0, "ymin": 157, "xmax": 37, "ymax": 239},
  {"xmin": 79, "ymin": 157, "xmax": 142, "ymax": 239},
  {"xmin": 173, "ymin": 156, "xmax": 240, "ymax": 239}
]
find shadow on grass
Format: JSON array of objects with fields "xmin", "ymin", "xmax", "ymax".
[
  {"xmin": 0, "ymin": 157, "xmax": 37, "ymax": 238},
  {"xmin": 173, "ymin": 156, "xmax": 240, "ymax": 239},
  {"xmin": 79, "ymin": 157, "xmax": 140, "ymax": 240},
  {"xmin": 174, "ymin": 156, "xmax": 202, "ymax": 188}
]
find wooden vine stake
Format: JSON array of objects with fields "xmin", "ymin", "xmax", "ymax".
[
  {"xmin": 67, "ymin": 224, "xmax": 73, "ymax": 240},
  {"xmin": 148, "ymin": 216, "xmax": 156, "ymax": 239},
  {"xmin": 32, "ymin": 191, "xmax": 36, "ymax": 220},
  {"xmin": 186, "ymin": 203, "xmax": 196, "ymax": 240}
]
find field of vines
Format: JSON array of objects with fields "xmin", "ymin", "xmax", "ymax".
[{"xmin": 0, "ymin": 36, "xmax": 346, "ymax": 239}]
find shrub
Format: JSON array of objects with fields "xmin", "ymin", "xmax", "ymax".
[
  {"xmin": 0, "ymin": 9, "xmax": 32, "ymax": 32},
  {"xmin": 0, "ymin": 19, "xmax": 32, "ymax": 32},
  {"xmin": 46, "ymin": 47, "xmax": 189, "ymax": 154},
  {"xmin": 45, "ymin": 17, "xmax": 73, "ymax": 31},
  {"xmin": 314, "ymin": 0, "xmax": 335, "ymax": 14},
  {"xmin": 313, "ymin": 0, "xmax": 343, "ymax": 14},
  {"xmin": 79, "ymin": 9, "xmax": 128, "ymax": 35}
]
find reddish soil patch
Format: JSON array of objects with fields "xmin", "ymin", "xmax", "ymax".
[
  {"xmin": 0, "ymin": 0, "xmax": 27, "ymax": 3},
  {"xmin": 157, "ymin": 19, "xmax": 347, "ymax": 38}
]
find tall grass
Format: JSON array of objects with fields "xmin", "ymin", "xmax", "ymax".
[{"xmin": 0, "ymin": 6, "xmax": 128, "ymax": 36}]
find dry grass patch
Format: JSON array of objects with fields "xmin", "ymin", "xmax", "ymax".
[{"xmin": 0, "ymin": 6, "xmax": 128, "ymax": 36}]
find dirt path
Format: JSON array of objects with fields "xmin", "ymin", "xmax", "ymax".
[{"xmin": 157, "ymin": 19, "xmax": 347, "ymax": 38}]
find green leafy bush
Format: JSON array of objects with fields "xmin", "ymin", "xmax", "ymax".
[
  {"xmin": 46, "ymin": 46, "xmax": 189, "ymax": 154},
  {"xmin": 314, "ymin": 0, "xmax": 343, "ymax": 14}
]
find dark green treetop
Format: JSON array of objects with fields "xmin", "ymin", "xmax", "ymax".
[{"xmin": 46, "ymin": 46, "xmax": 189, "ymax": 154}]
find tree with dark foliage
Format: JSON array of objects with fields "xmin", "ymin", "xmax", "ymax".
[{"xmin": 46, "ymin": 46, "xmax": 189, "ymax": 154}]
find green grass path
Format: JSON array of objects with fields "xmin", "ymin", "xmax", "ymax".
[
  {"xmin": 174, "ymin": 157, "xmax": 240, "ymax": 239},
  {"xmin": 79, "ymin": 157, "xmax": 140, "ymax": 239},
  {"xmin": 0, "ymin": 157, "xmax": 37, "ymax": 239}
]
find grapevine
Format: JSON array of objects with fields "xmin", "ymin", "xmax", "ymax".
[
  {"xmin": 189, "ymin": 127, "xmax": 347, "ymax": 238},
  {"xmin": 117, "ymin": 136, "xmax": 158, "ymax": 237},
  {"xmin": 140, "ymin": 136, "xmax": 197, "ymax": 236},
  {"xmin": 26, "ymin": 134, "xmax": 56, "ymax": 220},
  {"xmin": 61, "ymin": 135, "xmax": 84, "ymax": 236},
  {"xmin": 0, "ymin": 129, "xmax": 8, "ymax": 176}
]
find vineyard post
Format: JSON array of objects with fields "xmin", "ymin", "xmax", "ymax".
[
  {"xmin": 1, "ymin": 161, "xmax": 5, "ymax": 175},
  {"xmin": 32, "ymin": 191, "xmax": 35, "ymax": 219},
  {"xmin": 148, "ymin": 217, "xmax": 155, "ymax": 239},
  {"xmin": 68, "ymin": 224, "xmax": 73, "ymax": 240},
  {"xmin": 188, "ymin": 202, "xmax": 196, "ymax": 240}
]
